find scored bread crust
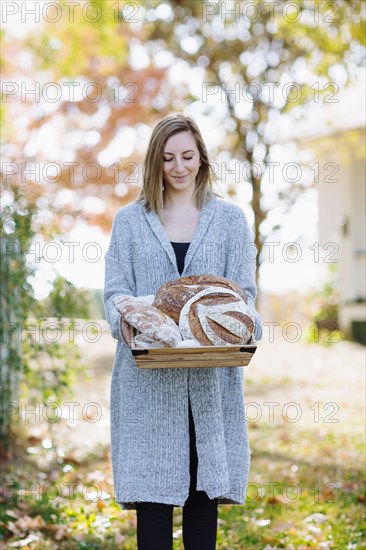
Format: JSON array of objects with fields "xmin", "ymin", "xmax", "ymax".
[
  {"xmin": 153, "ymin": 274, "xmax": 248, "ymax": 323},
  {"xmin": 190, "ymin": 292, "xmax": 239, "ymax": 345},
  {"xmin": 179, "ymin": 286, "xmax": 253, "ymax": 345},
  {"xmin": 205, "ymin": 313, "xmax": 254, "ymax": 344}
]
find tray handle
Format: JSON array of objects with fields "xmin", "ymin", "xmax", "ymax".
[{"xmin": 132, "ymin": 349, "xmax": 150, "ymax": 356}]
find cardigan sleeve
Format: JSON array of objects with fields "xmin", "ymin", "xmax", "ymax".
[
  {"xmin": 103, "ymin": 209, "xmax": 135, "ymax": 341},
  {"xmin": 226, "ymin": 207, "xmax": 263, "ymax": 342}
]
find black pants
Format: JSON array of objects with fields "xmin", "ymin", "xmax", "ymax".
[{"xmin": 136, "ymin": 398, "xmax": 218, "ymax": 550}]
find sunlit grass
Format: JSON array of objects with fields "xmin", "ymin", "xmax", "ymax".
[
  {"xmin": 1, "ymin": 336, "xmax": 365, "ymax": 549},
  {"xmin": 1, "ymin": 412, "xmax": 364, "ymax": 549}
]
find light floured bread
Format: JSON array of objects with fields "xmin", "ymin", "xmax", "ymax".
[
  {"xmin": 179, "ymin": 287, "xmax": 254, "ymax": 346},
  {"xmin": 134, "ymin": 333, "xmax": 165, "ymax": 349},
  {"xmin": 118, "ymin": 295, "xmax": 154, "ymax": 347},
  {"xmin": 113, "ymin": 295, "xmax": 182, "ymax": 347},
  {"xmin": 174, "ymin": 339, "xmax": 202, "ymax": 348}
]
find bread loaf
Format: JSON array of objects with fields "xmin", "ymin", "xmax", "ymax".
[
  {"xmin": 113, "ymin": 278, "xmax": 254, "ymax": 349},
  {"xmin": 134, "ymin": 333, "xmax": 165, "ymax": 349},
  {"xmin": 179, "ymin": 286, "xmax": 254, "ymax": 346},
  {"xmin": 117, "ymin": 294, "xmax": 155, "ymax": 347},
  {"xmin": 153, "ymin": 274, "xmax": 248, "ymax": 323},
  {"xmin": 113, "ymin": 295, "xmax": 182, "ymax": 347}
]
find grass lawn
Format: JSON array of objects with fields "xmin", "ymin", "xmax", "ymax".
[{"xmin": 1, "ymin": 336, "xmax": 365, "ymax": 549}]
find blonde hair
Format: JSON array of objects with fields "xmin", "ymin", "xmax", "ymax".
[{"xmin": 135, "ymin": 114, "xmax": 222, "ymax": 217}]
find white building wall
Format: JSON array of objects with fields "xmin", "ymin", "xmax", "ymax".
[{"xmin": 351, "ymin": 157, "xmax": 366, "ymax": 300}]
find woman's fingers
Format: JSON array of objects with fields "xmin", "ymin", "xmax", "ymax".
[{"xmin": 120, "ymin": 316, "xmax": 133, "ymax": 348}]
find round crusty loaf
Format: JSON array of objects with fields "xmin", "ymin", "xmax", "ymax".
[
  {"xmin": 153, "ymin": 274, "xmax": 248, "ymax": 323},
  {"xmin": 179, "ymin": 286, "xmax": 254, "ymax": 346},
  {"xmin": 113, "ymin": 295, "xmax": 182, "ymax": 347}
]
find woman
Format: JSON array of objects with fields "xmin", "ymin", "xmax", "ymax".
[{"xmin": 103, "ymin": 114, "xmax": 263, "ymax": 549}]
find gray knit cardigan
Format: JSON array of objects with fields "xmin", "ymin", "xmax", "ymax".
[{"xmin": 103, "ymin": 195, "xmax": 263, "ymax": 510}]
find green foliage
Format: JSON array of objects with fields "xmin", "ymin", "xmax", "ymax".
[
  {"xmin": 0, "ymin": 186, "xmax": 38, "ymax": 444},
  {"xmin": 303, "ymin": 264, "xmax": 345, "ymax": 345},
  {"xmin": 352, "ymin": 320, "xmax": 366, "ymax": 346},
  {"xmin": 304, "ymin": 326, "xmax": 345, "ymax": 346},
  {"xmin": 313, "ymin": 263, "xmax": 339, "ymax": 321},
  {"xmin": 24, "ymin": 0, "xmax": 130, "ymax": 77},
  {"xmin": 39, "ymin": 275, "xmax": 90, "ymax": 320},
  {"xmin": 84, "ymin": 289, "xmax": 106, "ymax": 319},
  {"xmin": 37, "ymin": 282, "xmax": 105, "ymax": 320},
  {"xmin": 0, "ymin": 187, "xmax": 87, "ymax": 447},
  {"xmin": 21, "ymin": 336, "xmax": 83, "ymax": 404},
  {"xmin": 141, "ymin": 0, "xmax": 366, "ymax": 262}
]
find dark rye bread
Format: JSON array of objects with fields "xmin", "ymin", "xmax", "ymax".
[{"xmin": 153, "ymin": 274, "xmax": 248, "ymax": 323}]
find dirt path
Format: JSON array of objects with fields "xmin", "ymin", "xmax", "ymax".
[{"xmin": 50, "ymin": 334, "xmax": 365, "ymax": 452}]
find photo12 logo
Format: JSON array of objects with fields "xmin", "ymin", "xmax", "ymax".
[
  {"xmin": 201, "ymin": 1, "xmax": 340, "ymax": 24},
  {"xmin": 1, "ymin": 2, "xmax": 141, "ymax": 24}
]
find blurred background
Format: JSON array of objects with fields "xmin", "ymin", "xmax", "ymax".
[{"xmin": 1, "ymin": 1, "xmax": 365, "ymax": 548}]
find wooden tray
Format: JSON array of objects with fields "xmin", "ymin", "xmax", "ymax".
[{"xmin": 131, "ymin": 344, "xmax": 257, "ymax": 369}]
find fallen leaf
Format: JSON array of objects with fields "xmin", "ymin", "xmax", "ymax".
[
  {"xmin": 17, "ymin": 515, "xmax": 46, "ymax": 532},
  {"xmin": 267, "ymin": 495, "xmax": 288, "ymax": 505},
  {"xmin": 173, "ymin": 528, "xmax": 182, "ymax": 539},
  {"xmin": 7, "ymin": 521, "xmax": 21, "ymax": 535},
  {"xmin": 8, "ymin": 534, "xmax": 41, "ymax": 547},
  {"xmin": 63, "ymin": 450, "xmax": 83, "ymax": 465},
  {"xmin": 304, "ymin": 512, "xmax": 328, "ymax": 524},
  {"xmin": 7, "ymin": 514, "xmax": 46, "ymax": 537},
  {"xmin": 255, "ymin": 518, "xmax": 271, "ymax": 526},
  {"xmin": 271, "ymin": 521, "xmax": 296, "ymax": 532},
  {"xmin": 5, "ymin": 510, "xmax": 19, "ymax": 519},
  {"xmin": 54, "ymin": 524, "xmax": 69, "ymax": 541},
  {"xmin": 342, "ymin": 482, "xmax": 358, "ymax": 493},
  {"xmin": 308, "ymin": 524, "xmax": 322, "ymax": 534},
  {"xmin": 45, "ymin": 523, "xmax": 69, "ymax": 541}
]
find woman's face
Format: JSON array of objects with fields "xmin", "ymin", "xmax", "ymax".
[{"xmin": 162, "ymin": 131, "xmax": 201, "ymax": 195}]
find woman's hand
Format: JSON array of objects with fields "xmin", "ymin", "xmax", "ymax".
[
  {"xmin": 115, "ymin": 294, "xmax": 156, "ymax": 348},
  {"xmin": 120, "ymin": 315, "xmax": 133, "ymax": 348}
]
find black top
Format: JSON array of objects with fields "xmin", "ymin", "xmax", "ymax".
[{"xmin": 170, "ymin": 241, "xmax": 190, "ymax": 276}]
